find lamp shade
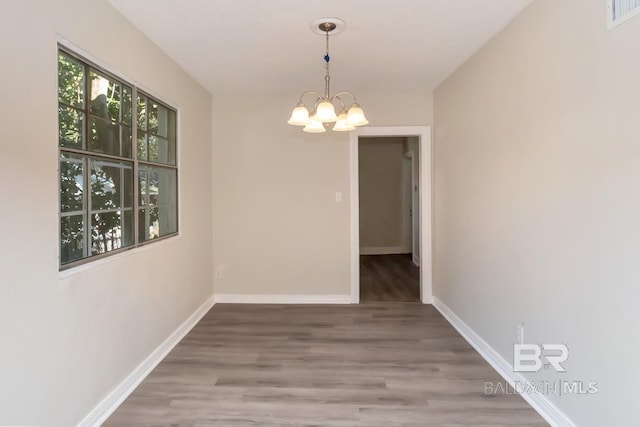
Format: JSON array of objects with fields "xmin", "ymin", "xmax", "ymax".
[
  {"xmin": 303, "ymin": 119, "xmax": 326, "ymax": 133},
  {"xmin": 332, "ymin": 112, "xmax": 355, "ymax": 131},
  {"xmin": 314, "ymin": 101, "xmax": 338, "ymax": 122},
  {"xmin": 287, "ymin": 103, "xmax": 310, "ymax": 126},
  {"xmin": 347, "ymin": 103, "xmax": 369, "ymax": 126}
]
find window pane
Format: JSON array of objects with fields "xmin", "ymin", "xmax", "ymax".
[
  {"xmin": 148, "ymin": 101, "xmax": 160, "ymax": 135},
  {"xmin": 86, "ymin": 71, "xmax": 132, "ymax": 157},
  {"xmin": 122, "ymin": 87, "xmax": 132, "ymax": 125},
  {"xmin": 145, "ymin": 100, "xmax": 176, "ymax": 165},
  {"xmin": 138, "ymin": 169, "xmax": 148, "ymax": 206},
  {"xmin": 138, "ymin": 166, "xmax": 177, "ymax": 242},
  {"xmin": 138, "ymin": 209, "xmax": 146, "ymax": 241},
  {"xmin": 137, "ymin": 133, "xmax": 147, "ymax": 160},
  {"xmin": 137, "ymin": 95, "xmax": 147, "ymax": 130},
  {"xmin": 90, "ymin": 70, "xmax": 120, "ymax": 120},
  {"xmin": 122, "ymin": 210, "xmax": 134, "ymax": 247},
  {"xmin": 148, "ymin": 135, "xmax": 160, "ymax": 163},
  {"xmin": 89, "ymin": 116, "xmax": 119, "ymax": 156},
  {"xmin": 90, "ymin": 159, "xmax": 133, "ymax": 211},
  {"xmin": 58, "ymin": 52, "xmax": 84, "ymax": 108},
  {"xmin": 121, "ymin": 125, "xmax": 132, "ymax": 158},
  {"xmin": 59, "ymin": 106, "xmax": 84, "ymax": 149},
  {"xmin": 138, "ymin": 206, "xmax": 176, "ymax": 241},
  {"xmin": 156, "ymin": 205, "xmax": 178, "ymax": 238},
  {"xmin": 61, "ymin": 214, "xmax": 84, "ymax": 264},
  {"xmin": 60, "ymin": 154, "xmax": 84, "ymax": 213},
  {"xmin": 148, "ymin": 135, "xmax": 176, "ymax": 165},
  {"xmin": 139, "ymin": 166, "xmax": 177, "ymax": 207},
  {"xmin": 138, "ymin": 207, "xmax": 159, "ymax": 241},
  {"xmin": 122, "ymin": 166, "xmax": 133, "ymax": 208},
  {"xmin": 166, "ymin": 110, "xmax": 177, "ymax": 165},
  {"xmin": 91, "ymin": 210, "xmax": 133, "ymax": 255}
]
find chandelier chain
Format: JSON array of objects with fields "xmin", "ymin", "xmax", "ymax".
[{"xmin": 324, "ymin": 29, "xmax": 331, "ymax": 100}]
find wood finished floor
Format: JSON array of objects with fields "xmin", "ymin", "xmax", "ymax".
[
  {"xmin": 104, "ymin": 303, "xmax": 547, "ymax": 427},
  {"xmin": 360, "ymin": 254, "xmax": 420, "ymax": 302}
]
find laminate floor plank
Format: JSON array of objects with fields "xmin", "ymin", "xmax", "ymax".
[
  {"xmin": 104, "ymin": 303, "xmax": 547, "ymax": 427},
  {"xmin": 360, "ymin": 254, "xmax": 420, "ymax": 302}
]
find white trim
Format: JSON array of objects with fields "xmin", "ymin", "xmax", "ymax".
[
  {"xmin": 607, "ymin": 0, "xmax": 640, "ymax": 29},
  {"xmin": 77, "ymin": 296, "xmax": 215, "ymax": 427},
  {"xmin": 59, "ymin": 235, "xmax": 180, "ymax": 279},
  {"xmin": 433, "ymin": 297, "xmax": 576, "ymax": 427},
  {"xmin": 350, "ymin": 126, "xmax": 433, "ymax": 304},
  {"xmin": 349, "ymin": 136, "xmax": 360, "ymax": 303},
  {"xmin": 214, "ymin": 294, "xmax": 351, "ymax": 304},
  {"xmin": 402, "ymin": 150, "xmax": 417, "ymax": 256},
  {"xmin": 360, "ymin": 246, "xmax": 406, "ymax": 255}
]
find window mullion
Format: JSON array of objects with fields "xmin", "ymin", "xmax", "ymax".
[
  {"xmin": 83, "ymin": 156, "xmax": 90, "ymax": 259},
  {"xmin": 132, "ymin": 86, "xmax": 140, "ymax": 246},
  {"xmin": 83, "ymin": 61, "xmax": 91, "ymax": 259},
  {"xmin": 83, "ymin": 62, "xmax": 90, "ymax": 151},
  {"xmin": 120, "ymin": 165, "xmax": 124, "ymax": 248}
]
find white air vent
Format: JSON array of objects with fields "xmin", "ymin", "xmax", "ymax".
[{"xmin": 608, "ymin": 0, "xmax": 640, "ymax": 28}]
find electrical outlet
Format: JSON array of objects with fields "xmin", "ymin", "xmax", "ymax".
[{"xmin": 516, "ymin": 324, "xmax": 524, "ymax": 345}]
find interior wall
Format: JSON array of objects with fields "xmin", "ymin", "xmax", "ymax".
[
  {"xmin": 433, "ymin": 0, "xmax": 640, "ymax": 425},
  {"xmin": 0, "ymin": 1, "xmax": 213, "ymax": 425},
  {"xmin": 212, "ymin": 90, "xmax": 432, "ymax": 296},
  {"xmin": 359, "ymin": 137, "xmax": 406, "ymax": 251}
]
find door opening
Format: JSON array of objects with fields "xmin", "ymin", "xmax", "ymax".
[
  {"xmin": 349, "ymin": 126, "xmax": 432, "ymax": 304},
  {"xmin": 357, "ymin": 137, "xmax": 419, "ymax": 302}
]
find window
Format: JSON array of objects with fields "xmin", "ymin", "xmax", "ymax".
[
  {"xmin": 608, "ymin": 0, "xmax": 640, "ymax": 28},
  {"xmin": 58, "ymin": 47, "xmax": 178, "ymax": 269}
]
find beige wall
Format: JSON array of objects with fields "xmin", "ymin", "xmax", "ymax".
[
  {"xmin": 212, "ymin": 90, "xmax": 432, "ymax": 296},
  {"xmin": 359, "ymin": 137, "xmax": 406, "ymax": 250},
  {"xmin": 0, "ymin": 1, "xmax": 213, "ymax": 425},
  {"xmin": 434, "ymin": 0, "xmax": 640, "ymax": 425}
]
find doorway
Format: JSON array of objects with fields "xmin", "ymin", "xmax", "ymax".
[
  {"xmin": 357, "ymin": 136, "xmax": 419, "ymax": 302},
  {"xmin": 349, "ymin": 126, "xmax": 432, "ymax": 304}
]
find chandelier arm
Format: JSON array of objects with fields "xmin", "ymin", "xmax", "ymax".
[
  {"xmin": 331, "ymin": 91, "xmax": 358, "ymax": 103},
  {"xmin": 298, "ymin": 91, "xmax": 323, "ymax": 104},
  {"xmin": 332, "ymin": 95, "xmax": 347, "ymax": 112}
]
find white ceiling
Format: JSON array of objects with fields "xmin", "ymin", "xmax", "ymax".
[{"xmin": 107, "ymin": 0, "xmax": 532, "ymax": 96}]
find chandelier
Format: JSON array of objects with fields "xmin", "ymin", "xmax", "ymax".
[{"xmin": 287, "ymin": 18, "xmax": 368, "ymax": 133}]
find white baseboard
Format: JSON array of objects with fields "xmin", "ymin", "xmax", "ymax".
[
  {"xmin": 360, "ymin": 246, "xmax": 406, "ymax": 255},
  {"xmin": 77, "ymin": 296, "xmax": 215, "ymax": 427},
  {"xmin": 214, "ymin": 294, "xmax": 351, "ymax": 304},
  {"xmin": 433, "ymin": 297, "xmax": 575, "ymax": 427}
]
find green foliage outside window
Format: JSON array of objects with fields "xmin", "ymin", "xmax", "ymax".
[{"xmin": 58, "ymin": 48, "xmax": 178, "ymax": 268}]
